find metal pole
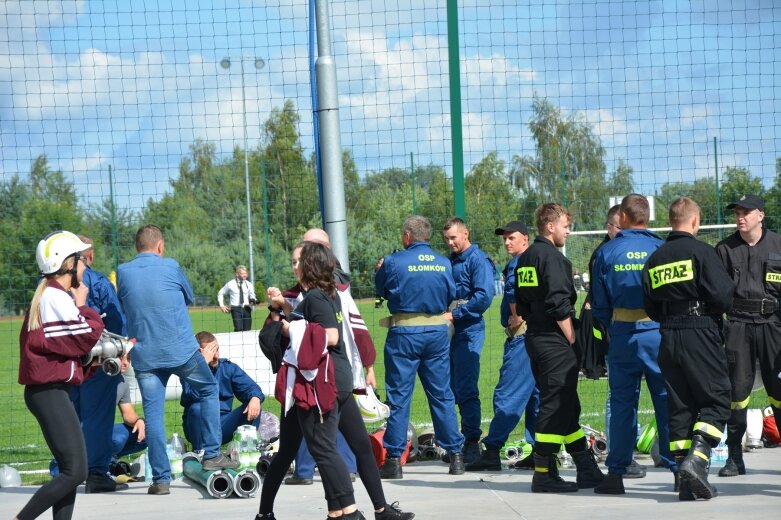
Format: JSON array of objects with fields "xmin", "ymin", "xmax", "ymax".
[
  {"xmin": 410, "ymin": 152, "xmax": 417, "ymax": 214},
  {"xmin": 239, "ymin": 59, "xmax": 256, "ymax": 287},
  {"xmin": 315, "ymin": 0, "xmax": 350, "ymax": 272},
  {"xmin": 108, "ymin": 164, "xmax": 119, "ymax": 273},
  {"xmin": 446, "ymin": 0, "xmax": 466, "ymax": 219},
  {"xmin": 714, "ymin": 136, "xmax": 721, "ymax": 227},
  {"xmin": 262, "ymin": 159, "xmax": 272, "ymax": 290}
]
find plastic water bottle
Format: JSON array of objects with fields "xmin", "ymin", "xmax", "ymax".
[
  {"xmin": 168, "ymin": 433, "xmax": 184, "ymax": 479},
  {"xmin": 712, "ymin": 439, "xmax": 728, "ymax": 467}
]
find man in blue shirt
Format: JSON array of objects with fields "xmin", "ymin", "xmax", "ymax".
[
  {"xmin": 181, "ymin": 331, "xmax": 264, "ymax": 449},
  {"xmin": 375, "ymin": 215, "xmax": 465, "ymax": 479},
  {"xmin": 118, "ymin": 225, "xmax": 238, "ymax": 496},
  {"xmin": 442, "ymin": 217, "xmax": 495, "ymax": 463},
  {"xmin": 467, "ymin": 221, "xmax": 540, "ymax": 471},
  {"xmin": 71, "ymin": 235, "xmax": 129, "ymax": 493},
  {"xmin": 591, "ymin": 194, "xmax": 676, "ymax": 494}
]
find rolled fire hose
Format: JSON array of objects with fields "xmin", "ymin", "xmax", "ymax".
[
  {"xmin": 225, "ymin": 467, "xmax": 261, "ymax": 498},
  {"xmin": 182, "ymin": 456, "xmax": 234, "ymax": 499}
]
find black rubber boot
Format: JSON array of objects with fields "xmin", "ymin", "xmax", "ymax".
[
  {"xmin": 718, "ymin": 443, "xmax": 746, "ymax": 477},
  {"xmin": 679, "ymin": 435, "xmax": 718, "ymax": 500},
  {"xmin": 462, "ymin": 441, "xmax": 481, "ymax": 465},
  {"xmin": 380, "ymin": 457, "xmax": 403, "ymax": 480},
  {"xmin": 465, "ymin": 448, "xmax": 502, "ymax": 471},
  {"xmin": 594, "ymin": 472, "xmax": 624, "ymax": 495},
  {"xmin": 571, "ymin": 450, "xmax": 605, "ymax": 489},
  {"xmin": 449, "ymin": 452, "xmax": 465, "ymax": 475},
  {"xmin": 674, "ymin": 455, "xmax": 694, "ymax": 501},
  {"xmin": 531, "ymin": 454, "xmax": 578, "ymax": 493}
]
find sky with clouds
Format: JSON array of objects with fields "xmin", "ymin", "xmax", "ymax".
[{"xmin": 1, "ymin": 0, "xmax": 779, "ymax": 213}]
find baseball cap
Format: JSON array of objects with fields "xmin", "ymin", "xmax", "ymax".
[
  {"xmin": 494, "ymin": 220, "xmax": 529, "ymax": 236},
  {"xmin": 727, "ymin": 194, "xmax": 765, "ymax": 211}
]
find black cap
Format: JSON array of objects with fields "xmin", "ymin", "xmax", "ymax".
[
  {"xmin": 494, "ymin": 220, "xmax": 529, "ymax": 236},
  {"xmin": 727, "ymin": 194, "xmax": 765, "ymax": 211}
]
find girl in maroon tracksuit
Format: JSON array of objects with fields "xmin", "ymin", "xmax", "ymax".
[{"xmin": 16, "ymin": 231, "xmax": 104, "ymax": 520}]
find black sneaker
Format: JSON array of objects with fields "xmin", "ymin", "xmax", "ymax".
[
  {"xmin": 625, "ymin": 459, "xmax": 647, "ymax": 479},
  {"xmin": 203, "ymin": 453, "xmax": 240, "ymax": 470},
  {"xmin": 85, "ymin": 472, "xmax": 128, "ymax": 493},
  {"xmin": 375, "ymin": 501, "xmax": 415, "ymax": 520}
]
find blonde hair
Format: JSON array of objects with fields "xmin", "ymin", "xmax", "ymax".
[{"xmin": 27, "ymin": 256, "xmax": 76, "ymax": 331}]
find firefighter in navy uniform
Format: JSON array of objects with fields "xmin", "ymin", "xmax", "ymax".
[
  {"xmin": 715, "ymin": 194, "xmax": 781, "ymax": 478},
  {"xmin": 642, "ymin": 197, "xmax": 733, "ymax": 501},
  {"xmin": 375, "ymin": 215, "xmax": 465, "ymax": 479},
  {"xmin": 515, "ymin": 203, "xmax": 604, "ymax": 493}
]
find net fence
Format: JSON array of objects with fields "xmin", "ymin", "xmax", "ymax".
[{"xmin": 1, "ymin": 0, "xmax": 780, "ymax": 480}]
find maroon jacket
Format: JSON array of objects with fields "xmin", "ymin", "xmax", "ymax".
[
  {"xmin": 19, "ymin": 280, "xmax": 105, "ymax": 386},
  {"xmin": 274, "ymin": 321, "xmax": 338, "ymax": 415}
]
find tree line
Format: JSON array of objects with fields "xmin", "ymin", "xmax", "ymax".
[{"xmin": 2, "ymin": 96, "xmax": 779, "ymax": 314}]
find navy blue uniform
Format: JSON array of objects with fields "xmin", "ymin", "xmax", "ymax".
[
  {"xmin": 481, "ymin": 254, "xmax": 540, "ymax": 450},
  {"xmin": 449, "ymin": 244, "xmax": 495, "ymax": 442},
  {"xmin": 515, "ymin": 236, "xmax": 587, "ymax": 457},
  {"xmin": 643, "ymin": 231, "xmax": 733, "ymax": 451},
  {"xmin": 71, "ymin": 266, "xmax": 127, "ymax": 477},
  {"xmin": 591, "ymin": 228, "xmax": 675, "ymax": 476},
  {"xmin": 375, "ymin": 241, "xmax": 463, "ymax": 456},
  {"xmin": 181, "ymin": 359, "xmax": 264, "ymax": 449}
]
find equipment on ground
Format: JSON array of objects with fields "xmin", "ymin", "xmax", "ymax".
[
  {"xmin": 182, "ymin": 454, "xmax": 234, "ymax": 499},
  {"xmin": 81, "ymin": 330, "xmax": 134, "ymax": 376}
]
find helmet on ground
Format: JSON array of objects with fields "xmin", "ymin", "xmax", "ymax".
[
  {"xmin": 0, "ymin": 464, "xmax": 21, "ymax": 488},
  {"xmin": 355, "ymin": 391, "xmax": 390, "ymax": 423},
  {"xmin": 36, "ymin": 230, "xmax": 91, "ymax": 275}
]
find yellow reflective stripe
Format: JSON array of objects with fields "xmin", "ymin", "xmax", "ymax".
[
  {"xmin": 563, "ymin": 429, "xmax": 586, "ymax": 445},
  {"xmin": 535, "ymin": 433, "xmax": 565, "ymax": 445},
  {"xmin": 769, "ymin": 396, "xmax": 781, "ymax": 408},
  {"xmin": 535, "ymin": 466, "xmax": 549, "ymax": 473},
  {"xmin": 592, "ymin": 327, "xmax": 603, "ymax": 340},
  {"xmin": 517, "ymin": 267, "xmax": 539, "ymax": 287},
  {"xmin": 693, "ymin": 450, "xmax": 709, "ymax": 461},
  {"xmin": 731, "ymin": 396, "xmax": 751, "ymax": 410},
  {"xmin": 766, "ymin": 272, "xmax": 781, "ymax": 283},
  {"xmin": 647, "ymin": 259, "xmax": 694, "ymax": 289},
  {"xmin": 670, "ymin": 439, "xmax": 691, "ymax": 452},
  {"xmin": 693, "ymin": 422, "xmax": 724, "ymax": 440}
]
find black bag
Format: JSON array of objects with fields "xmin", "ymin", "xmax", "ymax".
[
  {"xmin": 577, "ymin": 302, "xmax": 608, "ymax": 380},
  {"xmin": 258, "ymin": 321, "xmax": 285, "ymax": 374}
]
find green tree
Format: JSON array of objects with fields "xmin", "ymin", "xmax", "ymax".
[{"xmin": 509, "ymin": 96, "xmax": 609, "ymax": 229}]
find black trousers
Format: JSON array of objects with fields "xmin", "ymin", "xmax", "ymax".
[
  {"xmin": 658, "ymin": 316, "xmax": 731, "ymax": 448},
  {"xmin": 525, "ymin": 331, "xmax": 588, "ymax": 456},
  {"xmin": 18, "ymin": 383, "xmax": 88, "ymax": 520},
  {"xmin": 230, "ymin": 305, "xmax": 252, "ymax": 332},
  {"xmin": 259, "ymin": 392, "xmax": 386, "ymax": 514},
  {"xmin": 723, "ymin": 319, "xmax": 781, "ymax": 444}
]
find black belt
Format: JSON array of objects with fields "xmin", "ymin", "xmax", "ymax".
[
  {"xmin": 662, "ymin": 300, "xmax": 713, "ymax": 317},
  {"xmin": 731, "ymin": 298, "xmax": 778, "ymax": 315}
]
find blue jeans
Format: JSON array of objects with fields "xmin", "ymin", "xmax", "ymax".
[
  {"xmin": 293, "ymin": 432, "xmax": 357, "ymax": 478},
  {"xmin": 183, "ymin": 402, "xmax": 261, "ymax": 450},
  {"xmin": 384, "ymin": 326, "xmax": 464, "ymax": 457},
  {"xmin": 135, "ymin": 351, "xmax": 222, "ymax": 483},
  {"xmin": 71, "ymin": 370, "xmax": 120, "ymax": 475},
  {"xmin": 482, "ymin": 335, "xmax": 540, "ymax": 450},
  {"xmin": 450, "ymin": 322, "xmax": 486, "ymax": 442},
  {"xmin": 112, "ymin": 423, "xmax": 148, "ymax": 459},
  {"xmin": 606, "ymin": 328, "xmax": 675, "ymax": 475}
]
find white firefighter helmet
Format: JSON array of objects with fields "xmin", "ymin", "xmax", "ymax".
[
  {"xmin": 355, "ymin": 391, "xmax": 390, "ymax": 423},
  {"xmin": 35, "ymin": 231, "xmax": 91, "ymax": 275}
]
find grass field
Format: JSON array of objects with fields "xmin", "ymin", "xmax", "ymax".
[{"xmin": 0, "ymin": 293, "xmax": 770, "ymax": 484}]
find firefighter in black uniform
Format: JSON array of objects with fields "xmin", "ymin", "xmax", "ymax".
[
  {"xmin": 642, "ymin": 197, "xmax": 734, "ymax": 501},
  {"xmin": 515, "ymin": 203, "xmax": 604, "ymax": 493},
  {"xmin": 715, "ymin": 194, "xmax": 781, "ymax": 477}
]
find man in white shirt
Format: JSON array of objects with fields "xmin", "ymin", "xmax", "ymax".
[{"xmin": 217, "ymin": 265, "xmax": 257, "ymax": 331}]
